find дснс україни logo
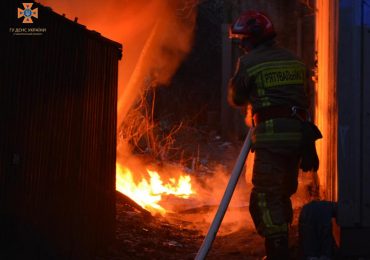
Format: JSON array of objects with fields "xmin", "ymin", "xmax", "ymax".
[
  {"xmin": 18, "ymin": 3, "xmax": 38, "ymax": 23},
  {"xmin": 10, "ymin": 2, "xmax": 45, "ymax": 35}
]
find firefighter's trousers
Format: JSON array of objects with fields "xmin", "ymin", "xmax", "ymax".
[{"xmin": 249, "ymin": 147, "xmax": 301, "ymax": 238}]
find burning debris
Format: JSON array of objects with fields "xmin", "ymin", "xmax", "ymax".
[
  {"xmin": 98, "ymin": 189, "xmax": 304, "ymax": 259},
  {"xmin": 116, "ymin": 163, "xmax": 195, "ymax": 214}
]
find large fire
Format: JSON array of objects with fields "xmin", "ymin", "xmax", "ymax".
[
  {"xmin": 116, "ymin": 163, "xmax": 196, "ymax": 214},
  {"xmin": 38, "ymin": 0, "xmax": 198, "ymax": 214}
]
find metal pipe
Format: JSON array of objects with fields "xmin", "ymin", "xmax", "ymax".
[{"xmin": 195, "ymin": 128, "xmax": 254, "ymax": 260}]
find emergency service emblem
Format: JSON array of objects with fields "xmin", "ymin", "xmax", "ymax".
[{"xmin": 18, "ymin": 3, "xmax": 38, "ymax": 24}]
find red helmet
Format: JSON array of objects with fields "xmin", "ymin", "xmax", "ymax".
[{"xmin": 230, "ymin": 11, "xmax": 276, "ymax": 46}]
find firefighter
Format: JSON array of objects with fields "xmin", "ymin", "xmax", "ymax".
[{"xmin": 228, "ymin": 11, "xmax": 321, "ymax": 259}]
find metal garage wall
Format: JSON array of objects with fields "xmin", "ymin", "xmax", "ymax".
[{"xmin": 0, "ymin": 1, "xmax": 122, "ymax": 258}]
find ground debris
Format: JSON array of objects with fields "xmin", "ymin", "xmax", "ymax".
[
  {"xmin": 163, "ymin": 240, "xmax": 183, "ymax": 248},
  {"xmin": 96, "ymin": 192, "xmax": 301, "ymax": 260},
  {"xmin": 99, "ymin": 140, "xmax": 303, "ymax": 259}
]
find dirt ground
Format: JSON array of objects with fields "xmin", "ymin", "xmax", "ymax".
[
  {"xmin": 96, "ymin": 191, "xmax": 302, "ymax": 260},
  {"xmin": 105, "ymin": 136, "xmax": 315, "ymax": 260}
]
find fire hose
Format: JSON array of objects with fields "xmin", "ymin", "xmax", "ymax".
[{"xmin": 195, "ymin": 128, "xmax": 254, "ymax": 260}]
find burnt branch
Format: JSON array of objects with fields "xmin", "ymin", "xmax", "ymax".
[{"xmin": 119, "ymin": 77, "xmax": 186, "ymax": 162}]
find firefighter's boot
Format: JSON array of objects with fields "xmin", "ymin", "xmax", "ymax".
[{"xmin": 264, "ymin": 235, "xmax": 289, "ymax": 260}]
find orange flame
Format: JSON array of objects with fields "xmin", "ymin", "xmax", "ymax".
[
  {"xmin": 116, "ymin": 163, "xmax": 195, "ymax": 214},
  {"xmin": 38, "ymin": 0, "xmax": 198, "ymax": 213},
  {"xmin": 315, "ymin": 0, "xmax": 338, "ymax": 200}
]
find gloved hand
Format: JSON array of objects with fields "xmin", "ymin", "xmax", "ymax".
[{"xmin": 300, "ymin": 122, "xmax": 322, "ymax": 172}]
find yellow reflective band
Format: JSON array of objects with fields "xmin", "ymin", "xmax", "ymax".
[
  {"xmin": 262, "ymin": 101, "xmax": 271, "ymax": 107},
  {"xmin": 262, "ymin": 66, "xmax": 305, "ymax": 88},
  {"xmin": 261, "ymin": 96, "xmax": 271, "ymax": 107},
  {"xmin": 255, "ymin": 74, "xmax": 263, "ymax": 87},
  {"xmin": 247, "ymin": 60, "xmax": 306, "ymax": 92},
  {"xmin": 257, "ymin": 193, "xmax": 288, "ymax": 236},
  {"xmin": 247, "ymin": 60, "xmax": 305, "ymax": 76},
  {"xmin": 265, "ymin": 120, "xmax": 274, "ymax": 134},
  {"xmin": 257, "ymin": 88, "xmax": 265, "ymax": 97}
]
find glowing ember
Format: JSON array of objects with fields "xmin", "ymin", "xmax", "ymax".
[{"xmin": 116, "ymin": 163, "xmax": 195, "ymax": 214}]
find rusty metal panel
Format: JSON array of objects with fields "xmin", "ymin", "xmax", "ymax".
[{"xmin": 1, "ymin": 1, "xmax": 121, "ymax": 257}]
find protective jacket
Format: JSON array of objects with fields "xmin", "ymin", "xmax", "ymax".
[{"xmin": 228, "ymin": 42, "xmax": 310, "ymax": 148}]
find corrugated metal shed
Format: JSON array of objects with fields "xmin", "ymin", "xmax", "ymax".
[{"xmin": 1, "ymin": 1, "xmax": 122, "ymax": 258}]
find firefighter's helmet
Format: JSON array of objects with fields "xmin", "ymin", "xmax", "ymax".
[{"xmin": 230, "ymin": 11, "xmax": 276, "ymax": 48}]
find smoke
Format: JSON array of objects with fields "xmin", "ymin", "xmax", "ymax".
[
  {"xmin": 193, "ymin": 167, "xmax": 251, "ymax": 235},
  {"xmin": 38, "ymin": 0, "xmax": 197, "ymax": 127},
  {"xmin": 38, "ymin": 0, "xmax": 258, "ymax": 235},
  {"xmin": 163, "ymin": 163, "xmax": 256, "ymax": 235}
]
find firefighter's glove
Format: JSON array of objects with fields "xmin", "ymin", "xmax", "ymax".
[{"xmin": 300, "ymin": 122, "xmax": 322, "ymax": 172}]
